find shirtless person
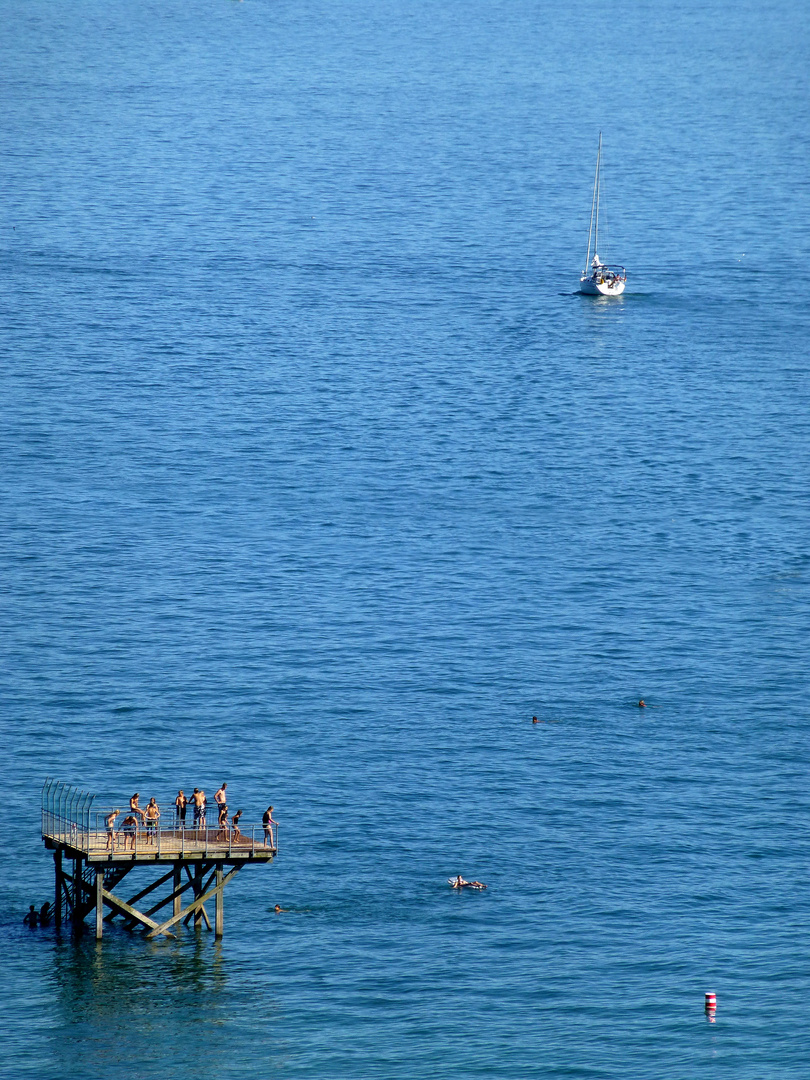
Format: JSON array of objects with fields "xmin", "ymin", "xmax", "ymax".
[
  {"xmin": 144, "ymin": 798, "xmax": 160, "ymax": 845},
  {"xmin": 105, "ymin": 809, "xmax": 120, "ymax": 852},
  {"xmin": 262, "ymin": 806, "xmax": 277, "ymax": 848},
  {"xmin": 119, "ymin": 814, "xmax": 139, "ymax": 850},
  {"xmin": 129, "ymin": 793, "xmax": 146, "ymax": 823},
  {"xmin": 175, "ymin": 790, "xmax": 187, "ymax": 828},
  {"xmin": 214, "ymin": 783, "xmax": 228, "ymax": 818},
  {"xmin": 191, "ymin": 788, "xmax": 206, "ymax": 829},
  {"xmin": 216, "ymin": 803, "xmax": 230, "ymax": 841},
  {"xmin": 230, "ymin": 810, "xmax": 243, "ymax": 842}
]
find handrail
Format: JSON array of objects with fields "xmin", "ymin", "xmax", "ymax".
[
  {"xmin": 42, "ymin": 780, "xmax": 278, "ymax": 856},
  {"xmin": 587, "ymin": 263, "xmax": 626, "ymax": 273},
  {"xmin": 42, "ymin": 818, "xmax": 277, "ymax": 858}
]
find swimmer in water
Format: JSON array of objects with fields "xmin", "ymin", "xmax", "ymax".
[
  {"xmin": 638, "ymin": 700, "xmax": 647, "ymax": 707},
  {"xmin": 450, "ymin": 876, "xmax": 487, "ymax": 889},
  {"xmin": 274, "ymin": 904, "xmax": 288, "ymax": 913},
  {"xmin": 532, "ymin": 716, "xmax": 539, "ymax": 724}
]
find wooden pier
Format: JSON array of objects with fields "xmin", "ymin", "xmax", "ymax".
[{"xmin": 42, "ymin": 779, "xmax": 277, "ymax": 940}]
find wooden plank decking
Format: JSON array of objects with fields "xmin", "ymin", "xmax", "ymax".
[{"xmin": 43, "ymin": 827, "xmax": 277, "ymax": 864}]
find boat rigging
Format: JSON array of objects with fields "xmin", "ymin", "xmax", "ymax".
[{"xmin": 579, "ymin": 132, "xmax": 627, "ymax": 296}]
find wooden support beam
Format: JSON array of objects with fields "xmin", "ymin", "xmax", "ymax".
[
  {"xmin": 119, "ymin": 867, "xmax": 178, "ymax": 929},
  {"xmin": 200, "ymin": 866, "xmax": 219, "ymax": 898},
  {"xmin": 143, "ymin": 874, "xmax": 198, "ymax": 919},
  {"xmin": 182, "ymin": 868, "xmax": 214, "ymax": 930},
  {"xmin": 68, "ymin": 871, "xmax": 177, "ymax": 939},
  {"xmin": 54, "ymin": 850, "xmax": 62, "ymax": 929},
  {"xmin": 147, "ymin": 866, "xmax": 241, "ymax": 939},
  {"xmin": 183, "ymin": 863, "xmax": 201, "ymax": 927},
  {"xmin": 103, "ymin": 865, "xmax": 135, "ymax": 921},
  {"xmin": 215, "ymin": 864, "xmax": 224, "ymax": 938},
  {"xmin": 100, "ymin": 888, "xmax": 176, "ymax": 938},
  {"xmin": 123, "ymin": 867, "xmax": 176, "ymax": 911},
  {"xmin": 64, "ymin": 864, "xmax": 127, "ymax": 926},
  {"xmin": 173, "ymin": 864, "xmax": 181, "ymax": 919},
  {"xmin": 194, "ymin": 863, "xmax": 203, "ymax": 930},
  {"xmin": 196, "ymin": 866, "xmax": 217, "ymax": 931},
  {"xmin": 183, "ymin": 903, "xmax": 213, "ymax": 930},
  {"xmin": 60, "ymin": 867, "xmax": 73, "ymax": 920},
  {"xmin": 95, "ymin": 869, "xmax": 104, "ymax": 940},
  {"xmin": 72, "ymin": 856, "xmax": 82, "ymax": 928}
]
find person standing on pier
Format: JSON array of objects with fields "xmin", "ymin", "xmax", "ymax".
[
  {"xmin": 191, "ymin": 788, "xmax": 205, "ymax": 829},
  {"xmin": 144, "ymin": 798, "xmax": 160, "ymax": 844},
  {"xmin": 119, "ymin": 814, "xmax": 138, "ymax": 850},
  {"xmin": 216, "ymin": 802, "xmax": 229, "ymax": 841},
  {"xmin": 175, "ymin": 790, "xmax": 187, "ymax": 828},
  {"xmin": 231, "ymin": 809, "xmax": 243, "ymax": 841},
  {"xmin": 215, "ymin": 783, "xmax": 228, "ymax": 818},
  {"xmin": 262, "ymin": 806, "xmax": 277, "ymax": 848},
  {"xmin": 105, "ymin": 808, "xmax": 119, "ymax": 852}
]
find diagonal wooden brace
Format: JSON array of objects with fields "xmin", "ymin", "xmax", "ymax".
[
  {"xmin": 147, "ymin": 866, "xmax": 241, "ymax": 938},
  {"xmin": 100, "ymin": 887, "xmax": 178, "ymax": 938},
  {"xmin": 182, "ymin": 863, "xmax": 216, "ymax": 930},
  {"xmin": 123, "ymin": 867, "xmax": 176, "ymax": 910},
  {"xmin": 69, "ymin": 871, "xmax": 178, "ymax": 938},
  {"xmin": 143, "ymin": 874, "xmax": 200, "ymax": 919}
]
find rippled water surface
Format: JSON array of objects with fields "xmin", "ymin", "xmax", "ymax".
[{"xmin": 2, "ymin": 1, "xmax": 809, "ymax": 1077}]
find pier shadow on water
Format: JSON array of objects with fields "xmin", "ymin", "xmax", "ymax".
[{"xmin": 44, "ymin": 933, "xmax": 285, "ymax": 1080}]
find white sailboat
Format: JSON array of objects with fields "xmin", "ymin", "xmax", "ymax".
[{"xmin": 579, "ymin": 133, "xmax": 626, "ymax": 296}]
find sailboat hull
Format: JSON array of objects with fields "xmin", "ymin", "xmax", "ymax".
[{"xmin": 579, "ymin": 276, "xmax": 626, "ymax": 296}]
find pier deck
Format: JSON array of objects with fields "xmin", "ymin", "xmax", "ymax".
[
  {"xmin": 42, "ymin": 779, "xmax": 277, "ymax": 940},
  {"xmin": 43, "ymin": 826, "xmax": 277, "ymax": 863}
]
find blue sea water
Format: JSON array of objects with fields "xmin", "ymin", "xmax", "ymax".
[{"xmin": 1, "ymin": 0, "xmax": 809, "ymax": 1076}]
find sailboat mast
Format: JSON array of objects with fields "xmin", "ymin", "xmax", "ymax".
[
  {"xmin": 583, "ymin": 132, "xmax": 604, "ymax": 272},
  {"xmin": 594, "ymin": 132, "xmax": 601, "ymax": 261}
]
